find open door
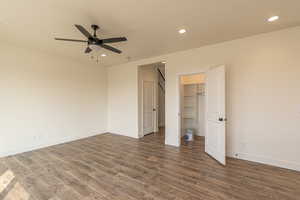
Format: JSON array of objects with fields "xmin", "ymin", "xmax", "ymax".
[
  {"xmin": 143, "ymin": 81, "xmax": 156, "ymax": 135},
  {"xmin": 205, "ymin": 65, "xmax": 226, "ymax": 165}
]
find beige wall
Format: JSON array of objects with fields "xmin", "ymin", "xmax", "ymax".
[
  {"xmin": 108, "ymin": 26, "xmax": 300, "ymax": 171},
  {"xmin": 107, "ymin": 63, "xmax": 139, "ymax": 138},
  {"xmin": 0, "ymin": 43, "xmax": 108, "ymax": 156}
]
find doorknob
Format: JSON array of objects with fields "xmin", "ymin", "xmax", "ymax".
[
  {"xmin": 153, "ymin": 108, "xmax": 156, "ymax": 111},
  {"xmin": 219, "ymin": 118, "xmax": 227, "ymax": 122}
]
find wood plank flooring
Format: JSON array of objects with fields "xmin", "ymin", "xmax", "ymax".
[{"xmin": 0, "ymin": 131, "xmax": 300, "ymax": 200}]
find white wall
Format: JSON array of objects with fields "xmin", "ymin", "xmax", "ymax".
[
  {"xmin": 107, "ymin": 63, "xmax": 139, "ymax": 138},
  {"xmin": 107, "ymin": 26, "xmax": 300, "ymax": 171},
  {"xmin": 0, "ymin": 43, "xmax": 107, "ymax": 157}
]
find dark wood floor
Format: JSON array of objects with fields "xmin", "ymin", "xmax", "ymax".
[{"xmin": 0, "ymin": 130, "xmax": 300, "ymax": 200}]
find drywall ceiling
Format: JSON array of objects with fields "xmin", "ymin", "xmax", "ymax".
[{"xmin": 1, "ymin": 0, "xmax": 300, "ymax": 66}]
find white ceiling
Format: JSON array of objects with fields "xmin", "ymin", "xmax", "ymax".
[{"xmin": 1, "ymin": 0, "xmax": 300, "ymax": 66}]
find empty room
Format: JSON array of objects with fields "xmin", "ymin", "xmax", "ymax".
[{"xmin": 1, "ymin": 0, "xmax": 300, "ymax": 199}]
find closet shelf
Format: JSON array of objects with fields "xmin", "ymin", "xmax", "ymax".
[
  {"xmin": 197, "ymin": 92, "xmax": 205, "ymax": 95},
  {"xmin": 183, "ymin": 114, "xmax": 196, "ymax": 118},
  {"xmin": 181, "ymin": 82, "xmax": 205, "ymax": 136}
]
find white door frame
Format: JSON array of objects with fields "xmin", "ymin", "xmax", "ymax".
[
  {"xmin": 138, "ymin": 62, "xmax": 166, "ymax": 139},
  {"xmin": 141, "ymin": 80, "xmax": 157, "ymax": 137}
]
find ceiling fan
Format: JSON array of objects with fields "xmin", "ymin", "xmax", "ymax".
[{"xmin": 55, "ymin": 24, "xmax": 127, "ymax": 54}]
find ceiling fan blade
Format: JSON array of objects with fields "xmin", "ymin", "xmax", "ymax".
[
  {"xmin": 100, "ymin": 44, "xmax": 122, "ymax": 54},
  {"xmin": 85, "ymin": 47, "xmax": 92, "ymax": 54},
  {"xmin": 74, "ymin": 24, "xmax": 93, "ymax": 39},
  {"xmin": 102, "ymin": 37, "xmax": 127, "ymax": 43},
  {"xmin": 55, "ymin": 38, "xmax": 87, "ymax": 42}
]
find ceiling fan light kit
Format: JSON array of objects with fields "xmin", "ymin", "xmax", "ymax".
[
  {"xmin": 89, "ymin": 44, "xmax": 102, "ymax": 52},
  {"xmin": 55, "ymin": 24, "xmax": 127, "ymax": 55}
]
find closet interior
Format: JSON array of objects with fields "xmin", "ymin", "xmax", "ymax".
[{"xmin": 180, "ymin": 73, "xmax": 206, "ymax": 138}]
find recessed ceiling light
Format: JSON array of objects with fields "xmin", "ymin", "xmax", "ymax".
[
  {"xmin": 178, "ymin": 29, "xmax": 186, "ymax": 34},
  {"xmin": 101, "ymin": 54, "xmax": 107, "ymax": 57},
  {"xmin": 162, "ymin": 61, "xmax": 166, "ymax": 64},
  {"xmin": 268, "ymin": 16, "xmax": 279, "ymax": 22}
]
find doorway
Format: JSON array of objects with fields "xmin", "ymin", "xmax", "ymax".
[
  {"xmin": 138, "ymin": 62, "xmax": 165, "ymax": 138},
  {"xmin": 178, "ymin": 66, "xmax": 226, "ymax": 165},
  {"xmin": 180, "ymin": 73, "xmax": 206, "ymax": 140}
]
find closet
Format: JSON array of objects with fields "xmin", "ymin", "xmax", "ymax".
[{"xmin": 180, "ymin": 74, "xmax": 206, "ymax": 137}]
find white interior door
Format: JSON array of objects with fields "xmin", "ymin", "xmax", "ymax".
[
  {"xmin": 143, "ymin": 81, "xmax": 155, "ymax": 135},
  {"xmin": 205, "ymin": 65, "xmax": 226, "ymax": 165}
]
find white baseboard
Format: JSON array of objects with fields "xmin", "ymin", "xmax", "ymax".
[
  {"xmin": 165, "ymin": 139, "xmax": 180, "ymax": 147},
  {"xmin": 0, "ymin": 132, "xmax": 106, "ymax": 158},
  {"xmin": 227, "ymin": 152, "xmax": 300, "ymax": 172},
  {"xmin": 108, "ymin": 132, "xmax": 140, "ymax": 139}
]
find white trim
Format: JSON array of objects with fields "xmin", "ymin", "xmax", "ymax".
[
  {"xmin": 227, "ymin": 152, "xmax": 300, "ymax": 172},
  {"xmin": 165, "ymin": 140, "xmax": 180, "ymax": 147},
  {"xmin": 109, "ymin": 132, "xmax": 140, "ymax": 139},
  {"xmin": 0, "ymin": 132, "xmax": 106, "ymax": 158}
]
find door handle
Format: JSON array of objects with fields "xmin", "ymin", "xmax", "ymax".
[
  {"xmin": 153, "ymin": 108, "xmax": 156, "ymax": 111},
  {"xmin": 219, "ymin": 117, "xmax": 227, "ymax": 122}
]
